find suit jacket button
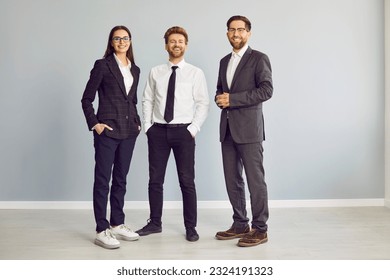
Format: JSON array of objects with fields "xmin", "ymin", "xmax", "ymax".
[{"xmin": 126, "ymin": 116, "xmax": 128, "ymax": 119}]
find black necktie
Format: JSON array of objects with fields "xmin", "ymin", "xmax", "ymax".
[{"xmin": 164, "ymin": 66, "xmax": 178, "ymax": 123}]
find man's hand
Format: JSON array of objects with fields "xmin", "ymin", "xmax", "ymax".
[{"xmin": 216, "ymin": 92, "xmax": 230, "ymax": 109}]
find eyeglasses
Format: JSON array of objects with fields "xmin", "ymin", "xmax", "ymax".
[
  {"xmin": 112, "ymin": 36, "xmax": 130, "ymax": 42},
  {"xmin": 227, "ymin": 28, "xmax": 247, "ymax": 34}
]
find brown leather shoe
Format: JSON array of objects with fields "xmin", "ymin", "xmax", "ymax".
[
  {"xmin": 215, "ymin": 225, "xmax": 250, "ymax": 240},
  {"xmin": 237, "ymin": 229, "xmax": 268, "ymax": 247}
]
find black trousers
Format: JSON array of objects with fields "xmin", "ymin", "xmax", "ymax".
[
  {"xmin": 93, "ymin": 132, "xmax": 137, "ymax": 232},
  {"xmin": 147, "ymin": 124, "xmax": 197, "ymax": 228}
]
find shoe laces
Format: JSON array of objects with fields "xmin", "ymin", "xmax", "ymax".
[
  {"xmin": 103, "ymin": 228, "xmax": 116, "ymax": 239},
  {"xmin": 240, "ymin": 229, "xmax": 253, "ymax": 237},
  {"xmin": 144, "ymin": 219, "xmax": 156, "ymax": 227},
  {"xmin": 118, "ymin": 224, "xmax": 132, "ymax": 232}
]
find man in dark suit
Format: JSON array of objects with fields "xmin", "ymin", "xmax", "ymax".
[{"xmin": 215, "ymin": 15, "xmax": 273, "ymax": 247}]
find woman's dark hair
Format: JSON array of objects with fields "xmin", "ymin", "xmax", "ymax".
[
  {"xmin": 227, "ymin": 15, "xmax": 252, "ymax": 31},
  {"xmin": 103, "ymin": 25, "xmax": 135, "ymax": 64}
]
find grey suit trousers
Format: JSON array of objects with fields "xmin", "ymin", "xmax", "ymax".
[{"xmin": 221, "ymin": 125, "xmax": 269, "ymax": 233}]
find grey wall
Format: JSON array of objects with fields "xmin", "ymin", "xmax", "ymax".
[{"xmin": 0, "ymin": 0, "xmax": 384, "ymax": 202}]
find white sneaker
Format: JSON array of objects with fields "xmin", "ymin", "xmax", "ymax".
[
  {"xmin": 111, "ymin": 224, "xmax": 140, "ymax": 241},
  {"xmin": 95, "ymin": 229, "xmax": 120, "ymax": 249}
]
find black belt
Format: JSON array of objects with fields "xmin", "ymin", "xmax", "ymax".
[{"xmin": 154, "ymin": 123, "xmax": 190, "ymax": 128}]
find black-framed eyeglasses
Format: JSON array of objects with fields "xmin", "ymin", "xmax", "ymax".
[
  {"xmin": 227, "ymin": 28, "xmax": 247, "ymax": 34},
  {"xmin": 112, "ymin": 36, "xmax": 131, "ymax": 42}
]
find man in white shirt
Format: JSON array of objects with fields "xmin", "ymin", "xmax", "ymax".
[{"xmin": 137, "ymin": 26, "xmax": 209, "ymax": 242}]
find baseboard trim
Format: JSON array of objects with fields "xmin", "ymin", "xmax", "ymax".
[
  {"xmin": 0, "ymin": 199, "xmax": 385, "ymax": 209},
  {"xmin": 385, "ymin": 199, "xmax": 390, "ymax": 208}
]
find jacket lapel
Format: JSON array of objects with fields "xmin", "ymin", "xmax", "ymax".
[
  {"xmin": 221, "ymin": 56, "xmax": 230, "ymax": 92},
  {"xmin": 106, "ymin": 55, "xmax": 127, "ymax": 97},
  {"xmin": 128, "ymin": 65, "xmax": 138, "ymax": 99},
  {"xmin": 230, "ymin": 47, "xmax": 252, "ymax": 90}
]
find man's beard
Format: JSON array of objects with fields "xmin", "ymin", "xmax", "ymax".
[
  {"xmin": 229, "ymin": 38, "xmax": 246, "ymax": 50},
  {"xmin": 168, "ymin": 47, "xmax": 185, "ymax": 58}
]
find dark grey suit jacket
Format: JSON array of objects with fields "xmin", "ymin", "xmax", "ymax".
[
  {"xmin": 216, "ymin": 47, "xmax": 273, "ymax": 144},
  {"xmin": 81, "ymin": 54, "xmax": 141, "ymax": 139}
]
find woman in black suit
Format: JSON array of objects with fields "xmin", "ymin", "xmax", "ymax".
[{"xmin": 81, "ymin": 25, "xmax": 141, "ymax": 249}]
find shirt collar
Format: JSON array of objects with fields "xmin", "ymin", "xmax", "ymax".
[
  {"xmin": 114, "ymin": 53, "xmax": 131, "ymax": 67},
  {"xmin": 168, "ymin": 59, "xmax": 186, "ymax": 69},
  {"xmin": 232, "ymin": 44, "xmax": 249, "ymax": 58}
]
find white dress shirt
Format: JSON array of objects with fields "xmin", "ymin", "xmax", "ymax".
[
  {"xmin": 142, "ymin": 59, "xmax": 209, "ymax": 136},
  {"xmin": 114, "ymin": 53, "xmax": 133, "ymax": 94},
  {"xmin": 226, "ymin": 44, "xmax": 249, "ymax": 89}
]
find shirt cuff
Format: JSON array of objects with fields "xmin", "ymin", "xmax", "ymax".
[
  {"xmin": 187, "ymin": 124, "xmax": 198, "ymax": 137},
  {"xmin": 144, "ymin": 123, "xmax": 152, "ymax": 133}
]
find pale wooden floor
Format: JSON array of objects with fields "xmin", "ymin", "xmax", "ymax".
[{"xmin": 1, "ymin": 207, "xmax": 390, "ymax": 260}]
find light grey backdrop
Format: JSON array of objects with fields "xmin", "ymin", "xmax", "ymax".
[{"xmin": 0, "ymin": 0, "xmax": 384, "ymax": 201}]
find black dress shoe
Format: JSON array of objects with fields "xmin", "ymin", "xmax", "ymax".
[
  {"xmin": 186, "ymin": 227, "xmax": 199, "ymax": 242},
  {"xmin": 135, "ymin": 219, "xmax": 162, "ymax": 236}
]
